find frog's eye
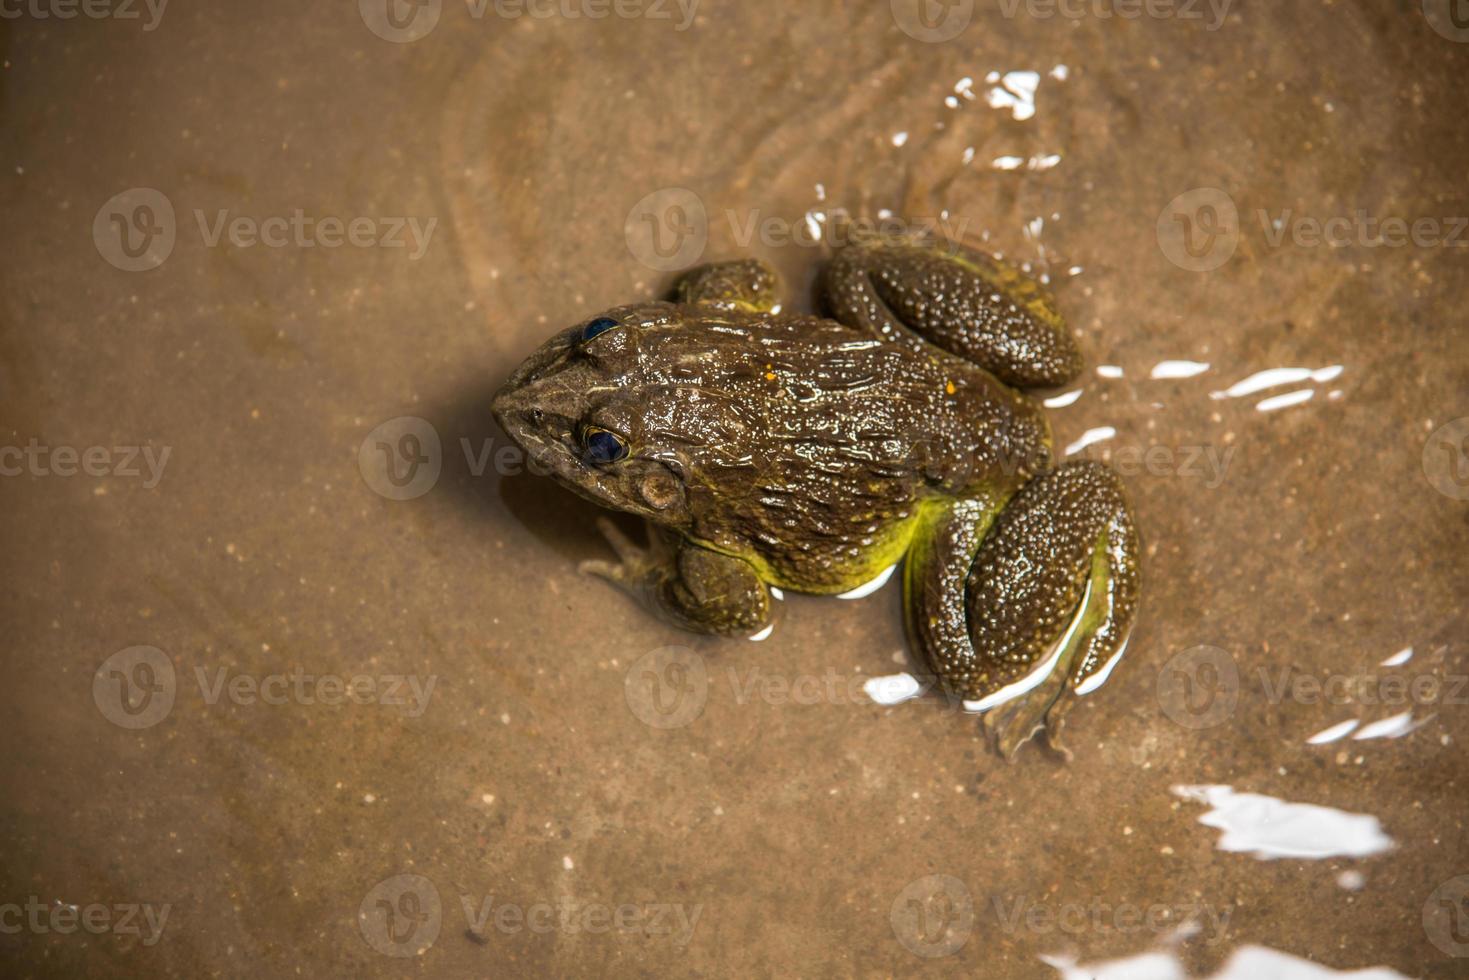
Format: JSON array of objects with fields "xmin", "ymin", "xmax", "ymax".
[
  {"xmin": 580, "ymin": 317, "xmax": 619, "ymax": 342},
  {"xmin": 580, "ymin": 425, "xmax": 629, "ymax": 465}
]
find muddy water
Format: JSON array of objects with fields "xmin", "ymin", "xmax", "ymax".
[{"xmin": 2, "ymin": 1, "xmax": 1467, "ymax": 976}]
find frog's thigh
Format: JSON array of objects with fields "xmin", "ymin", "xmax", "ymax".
[
  {"xmin": 675, "ymin": 259, "xmax": 781, "ymax": 313},
  {"xmin": 656, "ymin": 541, "xmax": 773, "ymax": 636},
  {"xmin": 820, "ymin": 240, "xmax": 1081, "ymax": 388},
  {"xmin": 972, "ymin": 461, "xmax": 1139, "ymax": 757},
  {"xmin": 903, "ymin": 497, "xmax": 999, "ymax": 693}
]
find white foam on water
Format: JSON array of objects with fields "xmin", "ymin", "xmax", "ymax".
[
  {"xmin": 1043, "ymin": 945, "xmax": 1409, "ymax": 980},
  {"xmin": 1172, "ymin": 784, "xmax": 1392, "ymax": 860}
]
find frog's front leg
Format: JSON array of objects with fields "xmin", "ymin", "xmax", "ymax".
[
  {"xmin": 582, "ymin": 518, "xmax": 773, "ymax": 636},
  {"xmin": 675, "ymin": 259, "xmax": 781, "ymax": 314},
  {"xmin": 821, "ymin": 237, "xmax": 1082, "ymax": 388},
  {"xmin": 905, "ymin": 462, "xmax": 1140, "ymax": 760}
]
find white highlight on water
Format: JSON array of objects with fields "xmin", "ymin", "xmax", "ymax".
[
  {"xmin": 1066, "ymin": 426, "xmax": 1116, "ymax": 455},
  {"xmin": 1043, "ymin": 389, "xmax": 1083, "ymax": 408},
  {"xmin": 863, "ymin": 672, "xmax": 923, "ymax": 706},
  {"xmin": 1172, "ymin": 784, "xmax": 1393, "ymax": 860},
  {"xmin": 1149, "ymin": 360, "xmax": 1210, "ymax": 379},
  {"xmin": 1211, "ymin": 365, "xmax": 1343, "ymax": 399},
  {"xmin": 1255, "ymin": 388, "xmax": 1315, "ymax": 412},
  {"xmin": 1380, "ymin": 646, "xmax": 1413, "ymax": 667},
  {"xmin": 836, "ymin": 563, "xmax": 896, "ymax": 600}
]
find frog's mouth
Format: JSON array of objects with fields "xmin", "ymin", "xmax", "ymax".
[{"xmin": 492, "ymin": 375, "xmax": 691, "ymax": 527}]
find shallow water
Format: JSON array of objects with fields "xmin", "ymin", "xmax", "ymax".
[{"xmin": 2, "ymin": 1, "xmax": 1467, "ymax": 976}]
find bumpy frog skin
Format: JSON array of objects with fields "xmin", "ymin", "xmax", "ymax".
[{"xmin": 492, "ymin": 239, "xmax": 1139, "ymax": 758}]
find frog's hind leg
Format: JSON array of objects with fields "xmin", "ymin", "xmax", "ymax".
[
  {"xmin": 905, "ymin": 462, "xmax": 1139, "ymax": 760},
  {"xmin": 821, "ymin": 238, "xmax": 1081, "ymax": 388},
  {"xmin": 675, "ymin": 259, "xmax": 782, "ymax": 314}
]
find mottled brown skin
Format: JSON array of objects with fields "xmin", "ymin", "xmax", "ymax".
[{"xmin": 493, "ymin": 239, "xmax": 1140, "ymax": 757}]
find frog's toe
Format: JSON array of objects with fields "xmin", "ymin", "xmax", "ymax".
[
  {"xmin": 821, "ymin": 237, "xmax": 1080, "ymax": 387},
  {"xmin": 593, "ymin": 516, "xmax": 648, "ymax": 566},
  {"xmin": 578, "ymin": 557, "xmax": 627, "ymax": 584}
]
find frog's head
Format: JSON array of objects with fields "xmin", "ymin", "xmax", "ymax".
[{"xmin": 492, "ymin": 302, "xmax": 716, "ymax": 529}]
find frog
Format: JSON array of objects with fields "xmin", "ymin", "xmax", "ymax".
[{"xmin": 491, "ymin": 236, "xmax": 1139, "ymax": 758}]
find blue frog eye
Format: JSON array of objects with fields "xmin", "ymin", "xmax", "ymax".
[
  {"xmin": 581, "ymin": 426, "xmax": 629, "ymax": 465},
  {"xmin": 581, "ymin": 317, "xmax": 619, "ymax": 342}
]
